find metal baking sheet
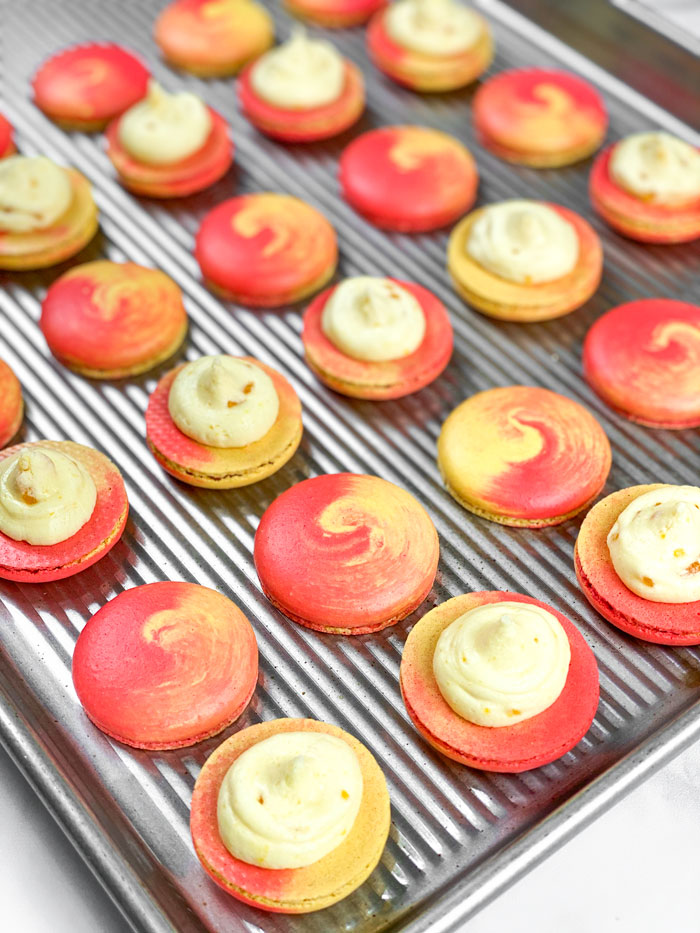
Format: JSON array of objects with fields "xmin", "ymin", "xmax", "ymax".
[{"xmin": 1, "ymin": 1, "xmax": 699, "ymax": 931}]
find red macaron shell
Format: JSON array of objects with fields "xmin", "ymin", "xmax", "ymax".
[
  {"xmin": 237, "ymin": 61, "xmax": 365, "ymax": 143},
  {"xmin": 285, "ymin": 0, "xmax": 385, "ymax": 26},
  {"xmin": 195, "ymin": 193, "xmax": 337, "ymax": 306},
  {"xmin": 575, "ymin": 485, "xmax": 700, "ymax": 645},
  {"xmin": 73, "ymin": 582, "xmax": 258, "ymax": 749},
  {"xmin": 0, "ymin": 360, "xmax": 23, "ymax": 448},
  {"xmin": 254, "ymin": 473, "xmax": 440, "ymax": 634},
  {"xmin": 0, "ymin": 441, "xmax": 128, "ymax": 582},
  {"xmin": 41, "ymin": 261, "xmax": 188, "ymax": 378},
  {"xmin": 339, "ymin": 126, "xmax": 478, "ymax": 232},
  {"xmin": 32, "ymin": 43, "xmax": 150, "ymax": 129},
  {"xmin": 302, "ymin": 280, "xmax": 453, "ymax": 399},
  {"xmin": 0, "ymin": 114, "xmax": 15, "ymax": 159},
  {"xmin": 583, "ymin": 299, "xmax": 700, "ymax": 428},
  {"xmin": 400, "ymin": 591, "xmax": 600, "ymax": 772},
  {"xmin": 589, "ymin": 145, "xmax": 700, "ymax": 244}
]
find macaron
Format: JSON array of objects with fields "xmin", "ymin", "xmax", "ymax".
[
  {"xmin": 285, "ymin": 0, "xmax": 385, "ymax": 27},
  {"xmin": 32, "ymin": 43, "xmax": 150, "ymax": 131},
  {"xmin": 302, "ymin": 278, "xmax": 453, "ymax": 399},
  {"xmin": 73, "ymin": 582, "xmax": 258, "ymax": 749},
  {"xmin": 0, "ymin": 440, "xmax": 128, "ymax": 583},
  {"xmin": 0, "ymin": 114, "xmax": 15, "ymax": 159},
  {"xmin": 0, "ymin": 359, "xmax": 23, "ymax": 448},
  {"xmin": 41, "ymin": 261, "xmax": 188, "ymax": 379},
  {"xmin": 195, "ymin": 193, "xmax": 337, "ymax": 306},
  {"xmin": 154, "ymin": 0, "xmax": 274, "ymax": 77},
  {"xmin": 447, "ymin": 200, "xmax": 603, "ymax": 322},
  {"xmin": 438, "ymin": 386, "xmax": 612, "ymax": 527},
  {"xmin": 190, "ymin": 717, "xmax": 391, "ymax": 912},
  {"xmin": 400, "ymin": 591, "xmax": 599, "ymax": 772},
  {"xmin": 339, "ymin": 125, "xmax": 478, "ymax": 232},
  {"xmin": 254, "ymin": 472, "xmax": 439, "ymax": 634},
  {"xmin": 583, "ymin": 299, "xmax": 700, "ymax": 429},
  {"xmin": 146, "ymin": 355, "xmax": 303, "ymax": 489},
  {"xmin": 472, "ymin": 68, "xmax": 607, "ymax": 167}
]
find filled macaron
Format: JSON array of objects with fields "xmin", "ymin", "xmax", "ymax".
[
  {"xmin": 190, "ymin": 718, "xmax": 390, "ymax": 912},
  {"xmin": 302, "ymin": 276, "xmax": 453, "ymax": 399},
  {"xmin": 589, "ymin": 131, "xmax": 700, "ymax": 243},
  {"xmin": 73, "ymin": 582, "xmax": 258, "ymax": 749},
  {"xmin": 146, "ymin": 354, "xmax": 303, "ymax": 488},
  {"xmin": 400, "ymin": 591, "xmax": 599, "ymax": 772},
  {"xmin": 0, "ymin": 113, "xmax": 15, "ymax": 159},
  {"xmin": 447, "ymin": 199, "xmax": 603, "ymax": 321},
  {"xmin": 106, "ymin": 81, "xmax": 233, "ymax": 198},
  {"xmin": 0, "ymin": 155, "xmax": 98, "ymax": 270},
  {"xmin": 575, "ymin": 484, "xmax": 700, "ymax": 645},
  {"xmin": 0, "ymin": 440, "xmax": 128, "ymax": 582},
  {"xmin": 285, "ymin": 0, "xmax": 385, "ymax": 27},
  {"xmin": 238, "ymin": 29, "xmax": 365, "ymax": 142},
  {"xmin": 254, "ymin": 473, "xmax": 439, "ymax": 634},
  {"xmin": 195, "ymin": 193, "xmax": 337, "ymax": 306},
  {"xmin": 0, "ymin": 359, "xmax": 23, "ymax": 448},
  {"xmin": 438, "ymin": 386, "xmax": 611, "ymax": 527}
]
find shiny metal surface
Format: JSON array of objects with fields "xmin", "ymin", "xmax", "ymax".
[{"xmin": 1, "ymin": 1, "xmax": 699, "ymax": 931}]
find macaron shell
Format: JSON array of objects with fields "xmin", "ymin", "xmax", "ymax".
[
  {"xmin": 0, "ymin": 169, "xmax": 99, "ymax": 271},
  {"xmin": 589, "ymin": 145, "xmax": 700, "ymax": 244},
  {"xmin": 284, "ymin": 0, "xmax": 385, "ymax": 26},
  {"xmin": 195, "ymin": 193, "xmax": 337, "ymax": 307},
  {"xmin": 32, "ymin": 43, "xmax": 150, "ymax": 129},
  {"xmin": 106, "ymin": 108, "xmax": 233, "ymax": 198},
  {"xmin": 575, "ymin": 484, "xmax": 700, "ymax": 645},
  {"xmin": 146, "ymin": 358, "xmax": 303, "ymax": 489},
  {"xmin": 190, "ymin": 718, "xmax": 391, "ymax": 913},
  {"xmin": 73, "ymin": 581, "xmax": 258, "ymax": 749},
  {"xmin": 154, "ymin": 0, "xmax": 274, "ymax": 77},
  {"xmin": 254, "ymin": 473, "xmax": 439, "ymax": 633},
  {"xmin": 0, "ymin": 359, "xmax": 23, "ymax": 448},
  {"xmin": 302, "ymin": 280, "xmax": 453, "ymax": 399},
  {"xmin": 447, "ymin": 203, "xmax": 603, "ymax": 322},
  {"xmin": 583, "ymin": 299, "xmax": 700, "ymax": 428},
  {"xmin": 0, "ymin": 113, "xmax": 15, "ymax": 158},
  {"xmin": 0, "ymin": 440, "xmax": 128, "ymax": 582},
  {"xmin": 237, "ymin": 61, "xmax": 365, "ymax": 143},
  {"xmin": 438, "ymin": 386, "xmax": 611, "ymax": 527},
  {"xmin": 400, "ymin": 591, "xmax": 599, "ymax": 772},
  {"xmin": 339, "ymin": 126, "xmax": 478, "ymax": 232},
  {"xmin": 41, "ymin": 261, "xmax": 188, "ymax": 378}
]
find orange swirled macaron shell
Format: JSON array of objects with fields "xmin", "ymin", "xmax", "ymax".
[
  {"xmin": 0, "ymin": 168, "xmax": 98, "ymax": 271},
  {"xmin": 472, "ymin": 68, "xmax": 607, "ymax": 167},
  {"xmin": 583, "ymin": 299, "xmax": 700, "ymax": 428},
  {"xmin": 575, "ymin": 485, "xmax": 700, "ymax": 645},
  {"xmin": 339, "ymin": 126, "xmax": 478, "ymax": 232},
  {"xmin": 254, "ymin": 473, "xmax": 439, "ymax": 634},
  {"xmin": 0, "ymin": 359, "xmax": 23, "ymax": 448},
  {"xmin": 284, "ymin": 0, "xmax": 385, "ymax": 27},
  {"xmin": 154, "ymin": 0, "xmax": 274, "ymax": 77},
  {"xmin": 195, "ymin": 193, "xmax": 338, "ymax": 306},
  {"xmin": 190, "ymin": 718, "xmax": 391, "ymax": 912},
  {"xmin": 146, "ymin": 357, "xmax": 303, "ymax": 489},
  {"xmin": 302, "ymin": 280, "xmax": 453, "ymax": 399},
  {"xmin": 41, "ymin": 261, "xmax": 188, "ymax": 379},
  {"xmin": 73, "ymin": 582, "xmax": 258, "ymax": 749},
  {"xmin": 400, "ymin": 591, "xmax": 599, "ymax": 772},
  {"xmin": 438, "ymin": 386, "xmax": 611, "ymax": 527},
  {"xmin": 447, "ymin": 203, "xmax": 603, "ymax": 322},
  {"xmin": 0, "ymin": 114, "xmax": 15, "ymax": 159},
  {"xmin": 0, "ymin": 440, "xmax": 128, "ymax": 583},
  {"xmin": 32, "ymin": 44, "xmax": 150, "ymax": 130}
]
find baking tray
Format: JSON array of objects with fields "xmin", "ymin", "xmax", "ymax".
[{"xmin": 1, "ymin": 1, "xmax": 699, "ymax": 931}]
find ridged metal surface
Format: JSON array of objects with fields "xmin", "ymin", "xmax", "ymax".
[{"xmin": 1, "ymin": 1, "xmax": 699, "ymax": 931}]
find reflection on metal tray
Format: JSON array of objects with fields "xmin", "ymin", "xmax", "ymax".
[{"xmin": 1, "ymin": 1, "xmax": 699, "ymax": 931}]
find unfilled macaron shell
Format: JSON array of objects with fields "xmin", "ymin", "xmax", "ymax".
[{"xmin": 0, "ymin": 359, "xmax": 23, "ymax": 448}]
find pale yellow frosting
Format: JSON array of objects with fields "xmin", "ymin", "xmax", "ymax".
[
  {"xmin": 385, "ymin": 0, "xmax": 483, "ymax": 56},
  {"xmin": 168, "ymin": 355, "xmax": 279, "ymax": 448},
  {"xmin": 217, "ymin": 731, "xmax": 363, "ymax": 869},
  {"xmin": 118, "ymin": 81, "xmax": 212, "ymax": 165},
  {"xmin": 466, "ymin": 200, "xmax": 579, "ymax": 284},
  {"xmin": 433, "ymin": 601, "xmax": 571, "ymax": 727},
  {"xmin": 0, "ymin": 156, "xmax": 72, "ymax": 234},
  {"xmin": 608, "ymin": 486, "xmax": 700, "ymax": 603},
  {"xmin": 250, "ymin": 29, "xmax": 345, "ymax": 109},
  {"xmin": 321, "ymin": 276, "xmax": 426, "ymax": 362},
  {"xmin": 610, "ymin": 132, "xmax": 700, "ymax": 205},
  {"xmin": 0, "ymin": 447, "xmax": 97, "ymax": 546}
]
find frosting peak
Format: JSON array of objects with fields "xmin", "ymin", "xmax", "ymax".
[
  {"xmin": 0, "ymin": 156, "xmax": 72, "ymax": 234},
  {"xmin": 385, "ymin": 0, "xmax": 483, "ymax": 56},
  {"xmin": 250, "ymin": 29, "xmax": 345, "ymax": 109},
  {"xmin": 610, "ymin": 132, "xmax": 700, "ymax": 205},
  {"xmin": 118, "ymin": 81, "xmax": 212, "ymax": 165}
]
